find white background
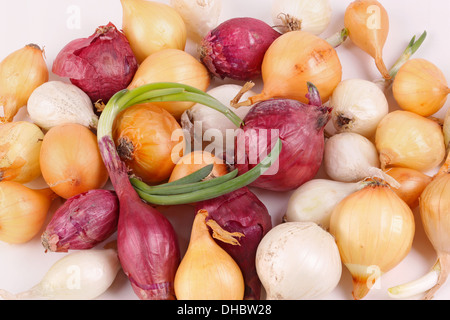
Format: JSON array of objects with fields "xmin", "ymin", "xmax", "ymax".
[{"xmin": 0, "ymin": 0, "xmax": 449, "ymax": 300}]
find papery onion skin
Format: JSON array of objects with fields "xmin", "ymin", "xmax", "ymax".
[
  {"xmin": 200, "ymin": 17, "xmax": 281, "ymax": 81},
  {"xmin": 256, "ymin": 221, "xmax": 342, "ymax": 300},
  {"xmin": 128, "ymin": 49, "xmax": 210, "ymax": 119},
  {"xmin": 247, "ymin": 30, "xmax": 342, "ymax": 105},
  {"xmin": 41, "ymin": 189, "xmax": 119, "ymax": 252},
  {"xmin": 0, "ymin": 181, "xmax": 55, "ymax": 244},
  {"xmin": 375, "ymin": 110, "xmax": 446, "ymax": 172},
  {"xmin": 235, "ymin": 92, "xmax": 330, "ymax": 191},
  {"xmin": 112, "ymin": 103, "xmax": 182, "ymax": 185},
  {"xmin": 52, "ymin": 22, "xmax": 138, "ymax": 104},
  {"xmin": 393, "ymin": 59, "xmax": 450, "ymax": 117},
  {"xmin": 0, "ymin": 44, "xmax": 49, "ymax": 122},
  {"xmin": 40, "ymin": 123, "xmax": 109, "ymax": 199},
  {"xmin": 384, "ymin": 167, "xmax": 431, "ymax": 208},
  {"xmin": 0, "ymin": 121, "xmax": 44, "ymax": 183},
  {"xmin": 195, "ymin": 187, "xmax": 272, "ymax": 300},
  {"xmin": 121, "ymin": 0, "xmax": 187, "ymax": 63},
  {"xmin": 329, "ymin": 181, "xmax": 415, "ymax": 300}
]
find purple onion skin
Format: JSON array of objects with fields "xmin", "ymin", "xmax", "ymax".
[
  {"xmin": 41, "ymin": 189, "xmax": 119, "ymax": 252},
  {"xmin": 235, "ymin": 89, "xmax": 331, "ymax": 191},
  {"xmin": 52, "ymin": 22, "xmax": 138, "ymax": 103},
  {"xmin": 200, "ymin": 17, "xmax": 281, "ymax": 81},
  {"xmin": 195, "ymin": 187, "xmax": 272, "ymax": 300},
  {"xmin": 99, "ymin": 137, "xmax": 181, "ymax": 300}
]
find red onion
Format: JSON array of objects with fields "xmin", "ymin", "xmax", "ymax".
[
  {"xmin": 195, "ymin": 187, "xmax": 272, "ymax": 300},
  {"xmin": 235, "ymin": 83, "xmax": 331, "ymax": 191},
  {"xmin": 200, "ymin": 17, "xmax": 281, "ymax": 81},
  {"xmin": 52, "ymin": 22, "xmax": 138, "ymax": 103},
  {"xmin": 98, "ymin": 136, "xmax": 180, "ymax": 300},
  {"xmin": 41, "ymin": 189, "xmax": 119, "ymax": 252}
]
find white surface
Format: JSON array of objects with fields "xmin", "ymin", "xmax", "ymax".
[{"xmin": 0, "ymin": 0, "xmax": 449, "ymax": 300}]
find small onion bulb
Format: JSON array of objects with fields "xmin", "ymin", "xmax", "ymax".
[
  {"xmin": 393, "ymin": 59, "xmax": 450, "ymax": 117},
  {"xmin": 271, "ymin": 0, "xmax": 332, "ymax": 35},
  {"xmin": 284, "ymin": 178, "xmax": 367, "ymax": 230},
  {"xmin": 256, "ymin": 221, "xmax": 342, "ymax": 300},
  {"xmin": 323, "ymin": 132, "xmax": 398, "ymax": 187},
  {"xmin": 330, "ymin": 78, "xmax": 389, "ymax": 138},
  {"xmin": 375, "ymin": 110, "xmax": 446, "ymax": 172}
]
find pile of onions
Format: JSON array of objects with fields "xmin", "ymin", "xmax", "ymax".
[
  {"xmin": 388, "ymin": 154, "xmax": 450, "ymax": 300},
  {"xmin": 200, "ymin": 17, "xmax": 281, "ymax": 81},
  {"xmin": 121, "ymin": 0, "xmax": 187, "ymax": 63},
  {"xmin": 375, "ymin": 110, "xmax": 446, "ymax": 172},
  {"xmin": 344, "ymin": 0, "xmax": 391, "ymax": 79},
  {"xmin": 329, "ymin": 179, "xmax": 415, "ymax": 300},
  {"xmin": 0, "ymin": 121, "xmax": 44, "ymax": 183},
  {"xmin": 195, "ymin": 187, "xmax": 272, "ymax": 300},
  {"xmin": 127, "ymin": 49, "xmax": 210, "ymax": 119},
  {"xmin": 235, "ymin": 83, "xmax": 331, "ymax": 191},
  {"xmin": 235, "ymin": 30, "xmax": 342, "ymax": 106},
  {"xmin": 40, "ymin": 123, "xmax": 109, "ymax": 199},
  {"xmin": 0, "ymin": 181, "xmax": 55, "ymax": 244},
  {"xmin": 52, "ymin": 22, "xmax": 138, "ymax": 104},
  {"xmin": 392, "ymin": 58, "xmax": 450, "ymax": 117},
  {"xmin": 0, "ymin": 44, "xmax": 48, "ymax": 122},
  {"xmin": 256, "ymin": 221, "xmax": 342, "ymax": 300},
  {"xmin": 112, "ymin": 103, "xmax": 183, "ymax": 185}
]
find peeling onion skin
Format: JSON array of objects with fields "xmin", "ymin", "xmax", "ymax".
[
  {"xmin": 195, "ymin": 187, "xmax": 272, "ymax": 300},
  {"xmin": 52, "ymin": 22, "xmax": 138, "ymax": 104},
  {"xmin": 235, "ymin": 93, "xmax": 331, "ymax": 191},
  {"xmin": 200, "ymin": 17, "xmax": 281, "ymax": 81}
]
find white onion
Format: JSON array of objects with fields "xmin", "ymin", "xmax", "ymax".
[
  {"xmin": 284, "ymin": 178, "xmax": 366, "ymax": 230},
  {"xmin": 0, "ymin": 249, "xmax": 120, "ymax": 300},
  {"xmin": 330, "ymin": 79, "xmax": 389, "ymax": 138},
  {"xmin": 256, "ymin": 221, "xmax": 342, "ymax": 300},
  {"xmin": 180, "ymin": 84, "xmax": 255, "ymax": 159},
  {"xmin": 324, "ymin": 132, "xmax": 400, "ymax": 187},
  {"xmin": 27, "ymin": 81, "xmax": 98, "ymax": 131},
  {"xmin": 271, "ymin": 0, "xmax": 332, "ymax": 35},
  {"xmin": 170, "ymin": 0, "xmax": 222, "ymax": 42}
]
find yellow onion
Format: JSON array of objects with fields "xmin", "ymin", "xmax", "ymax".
[
  {"xmin": 174, "ymin": 209, "xmax": 245, "ymax": 300},
  {"xmin": 375, "ymin": 110, "xmax": 446, "ymax": 172},
  {"xmin": 0, "ymin": 181, "xmax": 56, "ymax": 244},
  {"xmin": 169, "ymin": 150, "xmax": 228, "ymax": 183},
  {"xmin": 121, "ymin": 0, "xmax": 187, "ymax": 63},
  {"xmin": 344, "ymin": 0, "xmax": 390, "ymax": 79},
  {"xmin": 113, "ymin": 103, "xmax": 183, "ymax": 185},
  {"xmin": 388, "ymin": 154, "xmax": 450, "ymax": 300},
  {"xmin": 0, "ymin": 44, "xmax": 48, "ymax": 122},
  {"xmin": 40, "ymin": 123, "xmax": 109, "ymax": 199},
  {"xmin": 128, "ymin": 49, "xmax": 210, "ymax": 119},
  {"xmin": 241, "ymin": 30, "xmax": 341, "ymax": 105},
  {"xmin": 0, "ymin": 121, "xmax": 44, "ymax": 183},
  {"xmin": 329, "ymin": 179, "xmax": 415, "ymax": 300},
  {"xmin": 393, "ymin": 58, "xmax": 450, "ymax": 117},
  {"xmin": 384, "ymin": 167, "xmax": 432, "ymax": 208}
]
